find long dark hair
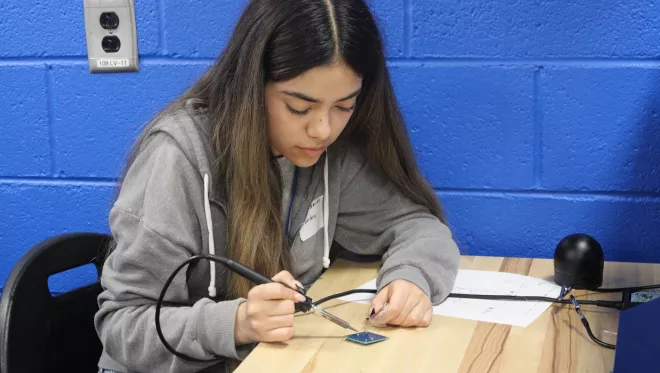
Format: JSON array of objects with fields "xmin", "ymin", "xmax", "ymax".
[{"xmin": 114, "ymin": 0, "xmax": 444, "ymax": 299}]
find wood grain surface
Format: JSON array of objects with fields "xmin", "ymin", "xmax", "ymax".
[{"xmin": 235, "ymin": 256, "xmax": 660, "ymax": 373}]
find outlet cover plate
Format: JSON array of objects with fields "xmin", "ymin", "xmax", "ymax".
[{"xmin": 83, "ymin": 0, "xmax": 139, "ymax": 73}]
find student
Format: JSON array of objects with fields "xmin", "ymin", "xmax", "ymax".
[{"xmin": 95, "ymin": 0, "xmax": 460, "ymax": 372}]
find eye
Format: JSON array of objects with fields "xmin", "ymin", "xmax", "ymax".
[
  {"xmin": 286, "ymin": 104, "xmax": 309, "ymax": 116},
  {"xmin": 336, "ymin": 103, "xmax": 356, "ymax": 113}
]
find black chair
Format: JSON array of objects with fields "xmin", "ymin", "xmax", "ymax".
[{"xmin": 0, "ymin": 232, "xmax": 112, "ymax": 373}]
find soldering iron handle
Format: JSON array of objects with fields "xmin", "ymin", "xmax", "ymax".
[
  {"xmin": 225, "ymin": 257, "xmax": 313, "ymax": 313},
  {"xmin": 225, "ymin": 259, "xmax": 274, "ymax": 285}
]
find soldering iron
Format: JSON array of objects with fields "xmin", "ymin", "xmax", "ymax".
[{"xmin": 155, "ymin": 253, "xmax": 358, "ymax": 363}]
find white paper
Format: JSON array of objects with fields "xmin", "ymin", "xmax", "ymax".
[{"xmin": 338, "ymin": 269, "xmax": 562, "ymax": 327}]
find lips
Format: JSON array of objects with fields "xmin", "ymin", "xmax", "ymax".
[{"xmin": 299, "ymin": 146, "xmax": 327, "ymax": 157}]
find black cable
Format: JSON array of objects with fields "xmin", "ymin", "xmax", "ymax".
[
  {"xmin": 156, "ymin": 255, "xmax": 229, "ymax": 363},
  {"xmin": 315, "ymin": 288, "xmax": 621, "ymax": 350},
  {"xmin": 591, "ymin": 284, "xmax": 660, "ymax": 293},
  {"xmin": 569, "ymin": 295, "xmax": 616, "ymax": 349},
  {"xmin": 583, "ymin": 321, "xmax": 616, "ymax": 349},
  {"xmin": 448, "ymin": 293, "xmax": 623, "ymax": 309},
  {"xmin": 156, "ymin": 255, "xmax": 634, "ymax": 360},
  {"xmin": 156, "ymin": 254, "xmax": 314, "ymax": 362},
  {"xmin": 313, "ymin": 289, "xmax": 377, "ymax": 306},
  {"xmin": 313, "ymin": 289, "xmax": 623, "ymax": 309}
]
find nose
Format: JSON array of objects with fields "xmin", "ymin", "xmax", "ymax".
[{"xmin": 307, "ymin": 112, "xmax": 331, "ymax": 141}]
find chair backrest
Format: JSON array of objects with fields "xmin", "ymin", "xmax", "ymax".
[{"xmin": 0, "ymin": 232, "xmax": 112, "ymax": 373}]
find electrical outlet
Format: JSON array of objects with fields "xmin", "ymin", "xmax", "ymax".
[{"xmin": 83, "ymin": 0, "xmax": 139, "ymax": 73}]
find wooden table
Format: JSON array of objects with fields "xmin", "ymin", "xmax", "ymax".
[{"xmin": 235, "ymin": 256, "xmax": 660, "ymax": 373}]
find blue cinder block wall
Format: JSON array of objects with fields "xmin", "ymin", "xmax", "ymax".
[{"xmin": 2, "ymin": 0, "xmax": 660, "ymax": 292}]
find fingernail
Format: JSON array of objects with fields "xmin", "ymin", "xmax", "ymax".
[
  {"xmin": 369, "ymin": 303, "xmax": 388, "ymax": 326},
  {"xmin": 370, "ymin": 312, "xmax": 386, "ymax": 326},
  {"xmin": 369, "ymin": 308, "xmax": 375, "ymax": 317},
  {"xmin": 295, "ymin": 293, "xmax": 306, "ymax": 302}
]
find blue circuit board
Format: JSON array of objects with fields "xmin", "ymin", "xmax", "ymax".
[{"xmin": 344, "ymin": 332, "xmax": 388, "ymax": 345}]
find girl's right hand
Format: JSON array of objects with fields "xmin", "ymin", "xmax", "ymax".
[{"xmin": 234, "ymin": 270, "xmax": 306, "ymax": 345}]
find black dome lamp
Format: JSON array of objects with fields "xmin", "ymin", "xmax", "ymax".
[{"xmin": 554, "ymin": 233, "xmax": 604, "ymax": 290}]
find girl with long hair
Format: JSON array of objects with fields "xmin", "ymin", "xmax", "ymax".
[{"xmin": 95, "ymin": 0, "xmax": 460, "ymax": 372}]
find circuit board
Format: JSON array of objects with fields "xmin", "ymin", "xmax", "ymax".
[{"xmin": 344, "ymin": 331, "xmax": 388, "ymax": 345}]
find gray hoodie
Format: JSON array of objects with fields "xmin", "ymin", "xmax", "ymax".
[{"xmin": 95, "ymin": 99, "xmax": 460, "ymax": 373}]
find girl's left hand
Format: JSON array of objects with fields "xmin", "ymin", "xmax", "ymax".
[{"xmin": 369, "ymin": 279, "xmax": 432, "ymax": 328}]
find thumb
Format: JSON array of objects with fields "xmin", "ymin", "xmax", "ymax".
[{"xmin": 370, "ymin": 286, "xmax": 390, "ymax": 316}]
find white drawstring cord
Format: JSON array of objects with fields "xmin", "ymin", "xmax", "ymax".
[
  {"xmin": 322, "ymin": 151, "xmax": 330, "ymax": 268},
  {"xmin": 203, "ymin": 173, "xmax": 217, "ymax": 297}
]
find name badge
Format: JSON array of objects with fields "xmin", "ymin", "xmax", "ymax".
[{"xmin": 300, "ymin": 195, "xmax": 324, "ymax": 241}]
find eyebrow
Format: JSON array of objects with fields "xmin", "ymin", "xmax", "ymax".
[{"xmin": 281, "ymin": 88, "xmax": 361, "ymax": 103}]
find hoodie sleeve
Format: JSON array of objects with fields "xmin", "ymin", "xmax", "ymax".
[
  {"xmin": 333, "ymin": 145, "xmax": 460, "ymax": 305},
  {"xmin": 94, "ymin": 132, "xmax": 252, "ymax": 373}
]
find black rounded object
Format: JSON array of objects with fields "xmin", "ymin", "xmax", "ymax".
[
  {"xmin": 100, "ymin": 12, "xmax": 120, "ymax": 30},
  {"xmin": 554, "ymin": 233, "xmax": 604, "ymax": 290},
  {"xmin": 101, "ymin": 36, "xmax": 121, "ymax": 53}
]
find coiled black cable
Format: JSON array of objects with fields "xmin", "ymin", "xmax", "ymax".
[
  {"xmin": 156, "ymin": 255, "xmax": 227, "ymax": 363},
  {"xmin": 156, "ymin": 255, "xmax": 652, "ymax": 360},
  {"xmin": 310, "ymin": 286, "xmax": 624, "ymax": 351},
  {"xmin": 569, "ymin": 295, "xmax": 616, "ymax": 349}
]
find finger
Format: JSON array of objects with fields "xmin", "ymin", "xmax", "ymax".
[
  {"xmin": 400, "ymin": 301, "xmax": 429, "ymax": 327},
  {"xmin": 375, "ymin": 285, "xmax": 409, "ymax": 325},
  {"xmin": 251, "ymin": 283, "xmax": 306, "ymax": 302},
  {"xmin": 421, "ymin": 308, "xmax": 433, "ymax": 327},
  {"xmin": 268, "ymin": 299, "xmax": 296, "ymax": 316},
  {"xmin": 261, "ymin": 326, "xmax": 295, "ymax": 343},
  {"xmin": 272, "ymin": 270, "xmax": 302, "ymax": 292},
  {"xmin": 370, "ymin": 285, "xmax": 390, "ymax": 316},
  {"xmin": 265, "ymin": 314, "xmax": 295, "ymax": 330},
  {"xmin": 390, "ymin": 295, "xmax": 419, "ymax": 326}
]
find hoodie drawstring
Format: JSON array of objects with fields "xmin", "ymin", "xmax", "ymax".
[
  {"xmin": 203, "ymin": 174, "xmax": 217, "ymax": 298},
  {"xmin": 322, "ymin": 151, "xmax": 330, "ymax": 268}
]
